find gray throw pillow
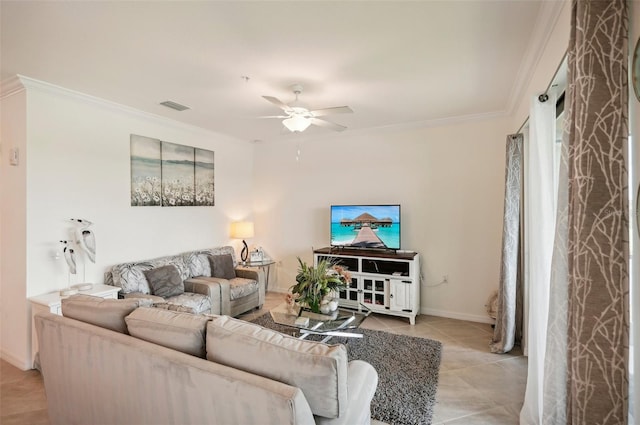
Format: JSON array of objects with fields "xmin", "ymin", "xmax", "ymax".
[
  {"xmin": 144, "ymin": 265, "xmax": 184, "ymax": 298},
  {"xmin": 208, "ymin": 254, "xmax": 236, "ymax": 280}
]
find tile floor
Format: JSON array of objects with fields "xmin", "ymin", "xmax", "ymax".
[
  {"xmin": 360, "ymin": 314, "xmax": 526, "ymax": 425},
  {"xmin": 1, "ymin": 292, "xmax": 526, "ymax": 425}
]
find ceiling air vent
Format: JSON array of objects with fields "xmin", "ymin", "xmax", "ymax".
[{"xmin": 159, "ymin": 100, "xmax": 190, "ymax": 111}]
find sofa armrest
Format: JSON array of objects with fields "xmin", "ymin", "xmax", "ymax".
[
  {"xmin": 235, "ymin": 267, "xmax": 266, "ymax": 307},
  {"xmin": 185, "ymin": 277, "xmax": 230, "ymax": 315},
  {"xmin": 315, "ymin": 360, "xmax": 378, "ymax": 425},
  {"xmin": 235, "ymin": 267, "xmax": 259, "ymax": 281},
  {"xmin": 184, "ymin": 276, "xmax": 224, "ymax": 314},
  {"xmin": 123, "ymin": 292, "xmax": 165, "ymax": 304}
]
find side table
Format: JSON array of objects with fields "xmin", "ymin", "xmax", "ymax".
[
  {"xmin": 241, "ymin": 259, "xmax": 276, "ymax": 291},
  {"xmin": 29, "ymin": 284, "xmax": 120, "ymax": 368}
]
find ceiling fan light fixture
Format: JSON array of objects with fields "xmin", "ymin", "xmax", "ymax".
[
  {"xmin": 283, "ymin": 115, "xmax": 311, "ymax": 132},
  {"xmin": 263, "ymin": 85, "xmax": 352, "ymax": 133}
]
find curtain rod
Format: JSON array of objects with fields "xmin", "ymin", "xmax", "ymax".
[{"xmin": 514, "ymin": 50, "xmax": 568, "ymax": 135}]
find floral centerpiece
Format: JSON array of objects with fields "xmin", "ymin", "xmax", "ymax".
[{"xmin": 289, "ymin": 257, "xmax": 351, "ymax": 314}]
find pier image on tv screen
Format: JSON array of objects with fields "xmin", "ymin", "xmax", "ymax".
[{"xmin": 330, "ymin": 205, "xmax": 400, "ymax": 249}]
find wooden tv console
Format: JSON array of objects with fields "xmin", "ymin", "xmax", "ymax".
[{"xmin": 313, "ymin": 247, "xmax": 420, "ymax": 325}]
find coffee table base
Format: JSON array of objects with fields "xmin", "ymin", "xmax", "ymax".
[
  {"xmin": 300, "ymin": 329, "xmax": 364, "ymax": 342},
  {"xmin": 270, "ymin": 302, "xmax": 370, "ymax": 342}
]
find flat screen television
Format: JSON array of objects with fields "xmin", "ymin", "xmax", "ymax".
[{"xmin": 330, "ymin": 204, "xmax": 401, "ymax": 250}]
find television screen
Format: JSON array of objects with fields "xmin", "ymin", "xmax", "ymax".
[{"xmin": 330, "ymin": 205, "xmax": 401, "ymax": 250}]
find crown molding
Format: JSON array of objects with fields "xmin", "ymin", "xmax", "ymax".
[
  {"xmin": 265, "ymin": 109, "xmax": 509, "ymax": 144},
  {"xmin": 360, "ymin": 109, "xmax": 509, "ymax": 133},
  {"xmin": 0, "ymin": 75, "xmax": 27, "ymax": 99},
  {"xmin": 4, "ymin": 74, "xmax": 510, "ymax": 145},
  {"xmin": 505, "ymin": 0, "xmax": 568, "ymax": 115},
  {"xmin": 0, "ymin": 74, "xmax": 247, "ymax": 143}
]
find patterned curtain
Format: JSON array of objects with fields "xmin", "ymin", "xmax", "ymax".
[
  {"xmin": 491, "ymin": 133, "xmax": 523, "ymax": 354},
  {"xmin": 543, "ymin": 1, "xmax": 629, "ymax": 423}
]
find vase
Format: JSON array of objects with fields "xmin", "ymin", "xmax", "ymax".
[
  {"xmin": 321, "ymin": 295, "xmax": 339, "ymax": 313},
  {"xmin": 319, "ymin": 299, "xmax": 332, "ymax": 314},
  {"xmin": 302, "ymin": 299, "xmax": 322, "ymax": 314},
  {"xmin": 328, "ymin": 299, "xmax": 339, "ymax": 312}
]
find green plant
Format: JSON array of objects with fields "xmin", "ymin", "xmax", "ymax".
[{"xmin": 290, "ymin": 257, "xmax": 350, "ymax": 313}]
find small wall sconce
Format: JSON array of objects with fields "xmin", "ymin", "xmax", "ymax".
[{"xmin": 230, "ymin": 221, "xmax": 254, "ymax": 263}]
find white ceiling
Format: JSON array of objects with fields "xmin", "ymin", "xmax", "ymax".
[{"xmin": 1, "ymin": 1, "xmax": 561, "ymax": 143}]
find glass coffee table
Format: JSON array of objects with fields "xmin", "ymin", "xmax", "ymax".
[{"xmin": 270, "ymin": 302, "xmax": 370, "ymax": 342}]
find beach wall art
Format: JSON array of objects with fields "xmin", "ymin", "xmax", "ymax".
[{"xmin": 130, "ymin": 134, "xmax": 215, "ymax": 207}]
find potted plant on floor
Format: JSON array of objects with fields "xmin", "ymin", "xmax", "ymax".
[{"xmin": 290, "ymin": 257, "xmax": 351, "ymax": 314}]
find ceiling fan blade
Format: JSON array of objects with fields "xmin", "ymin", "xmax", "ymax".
[
  {"xmin": 309, "ymin": 106, "xmax": 353, "ymax": 117},
  {"xmin": 257, "ymin": 115, "xmax": 290, "ymax": 119},
  {"xmin": 310, "ymin": 117, "xmax": 347, "ymax": 132},
  {"xmin": 262, "ymin": 96, "xmax": 291, "ymax": 112}
]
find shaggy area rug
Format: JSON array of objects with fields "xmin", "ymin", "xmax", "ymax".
[{"xmin": 250, "ymin": 313, "xmax": 443, "ymax": 425}]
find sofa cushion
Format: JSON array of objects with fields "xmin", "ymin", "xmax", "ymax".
[
  {"xmin": 229, "ymin": 277, "xmax": 259, "ymax": 300},
  {"xmin": 203, "ymin": 246, "xmax": 238, "ymax": 266},
  {"xmin": 123, "ymin": 292, "xmax": 166, "ymax": 304},
  {"xmin": 144, "ymin": 265, "xmax": 184, "ymax": 298},
  {"xmin": 152, "ymin": 302, "xmax": 197, "ymax": 314},
  {"xmin": 110, "ymin": 255, "xmax": 190, "ymax": 294},
  {"xmin": 206, "ymin": 316, "xmax": 348, "ymax": 419},
  {"xmin": 61, "ymin": 294, "xmax": 151, "ymax": 334},
  {"xmin": 164, "ymin": 292, "xmax": 212, "ymax": 314},
  {"xmin": 111, "ymin": 263, "xmax": 153, "ymax": 294},
  {"xmin": 183, "ymin": 252, "xmax": 212, "ymax": 277},
  {"xmin": 125, "ymin": 307, "xmax": 211, "ymax": 358},
  {"xmin": 208, "ymin": 254, "xmax": 236, "ymax": 280}
]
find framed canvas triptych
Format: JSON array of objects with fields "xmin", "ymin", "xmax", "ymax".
[{"xmin": 130, "ymin": 134, "xmax": 214, "ymax": 207}]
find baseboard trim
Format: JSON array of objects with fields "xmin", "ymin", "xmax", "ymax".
[
  {"xmin": 1, "ymin": 349, "xmax": 31, "ymax": 371},
  {"xmin": 268, "ymin": 287, "xmax": 495, "ymax": 325},
  {"xmin": 420, "ymin": 307, "xmax": 495, "ymax": 324},
  {"xmin": 268, "ymin": 286, "xmax": 288, "ymax": 294}
]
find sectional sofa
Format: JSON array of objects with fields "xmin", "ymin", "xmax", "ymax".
[
  {"xmin": 104, "ymin": 246, "xmax": 265, "ymax": 316},
  {"xmin": 34, "ymin": 295, "xmax": 378, "ymax": 425}
]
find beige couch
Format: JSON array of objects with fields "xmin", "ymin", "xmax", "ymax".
[
  {"xmin": 104, "ymin": 246, "xmax": 265, "ymax": 316},
  {"xmin": 35, "ymin": 296, "xmax": 378, "ymax": 425}
]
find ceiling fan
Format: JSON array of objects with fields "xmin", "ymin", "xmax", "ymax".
[{"xmin": 261, "ymin": 84, "xmax": 353, "ymax": 132}]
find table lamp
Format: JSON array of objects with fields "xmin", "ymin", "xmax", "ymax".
[{"xmin": 230, "ymin": 221, "xmax": 254, "ymax": 263}]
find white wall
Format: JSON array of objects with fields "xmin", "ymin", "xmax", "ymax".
[
  {"xmin": 0, "ymin": 77, "xmax": 254, "ymax": 368},
  {"xmin": 251, "ymin": 3, "xmax": 573, "ymax": 325},
  {"xmin": 253, "ymin": 117, "xmax": 510, "ymax": 323},
  {"xmin": 0, "ymin": 87, "xmax": 29, "ymax": 368},
  {"xmin": 0, "ymin": 0, "xmax": 579, "ymax": 368},
  {"xmin": 250, "ymin": 1, "xmax": 573, "ymax": 324},
  {"xmin": 509, "ymin": 1, "xmax": 570, "ymax": 131}
]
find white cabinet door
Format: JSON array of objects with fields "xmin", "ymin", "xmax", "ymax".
[
  {"xmin": 338, "ymin": 275, "xmax": 361, "ymax": 306},
  {"xmin": 389, "ymin": 279, "xmax": 411, "ymax": 311}
]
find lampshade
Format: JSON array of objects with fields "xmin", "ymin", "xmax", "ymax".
[
  {"xmin": 283, "ymin": 115, "xmax": 311, "ymax": 132},
  {"xmin": 230, "ymin": 221, "xmax": 254, "ymax": 239}
]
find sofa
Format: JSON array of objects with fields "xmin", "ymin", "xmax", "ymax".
[
  {"xmin": 35, "ymin": 295, "xmax": 379, "ymax": 425},
  {"xmin": 104, "ymin": 246, "xmax": 265, "ymax": 316}
]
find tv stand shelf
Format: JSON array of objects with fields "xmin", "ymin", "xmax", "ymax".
[{"xmin": 314, "ymin": 247, "xmax": 420, "ymax": 325}]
